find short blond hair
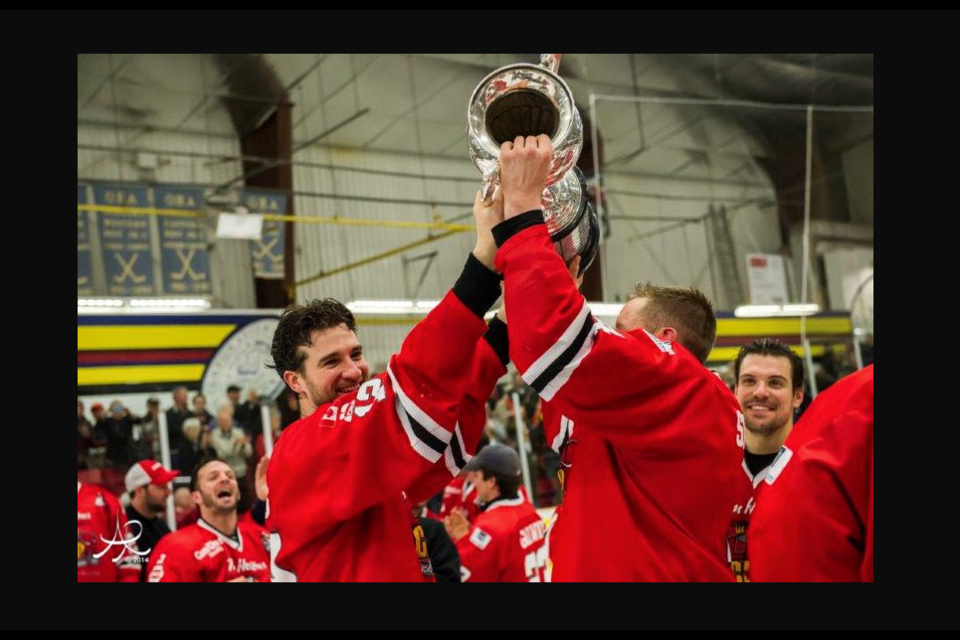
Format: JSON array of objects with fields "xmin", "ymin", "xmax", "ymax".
[{"xmin": 629, "ymin": 283, "xmax": 717, "ymax": 364}]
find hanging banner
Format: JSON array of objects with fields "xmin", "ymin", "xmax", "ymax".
[
  {"xmin": 78, "ymin": 185, "xmax": 93, "ymax": 296},
  {"xmin": 244, "ymin": 190, "xmax": 286, "ymax": 280},
  {"xmin": 94, "ymin": 185, "xmax": 156, "ymax": 296},
  {"xmin": 155, "ymin": 185, "xmax": 212, "ymax": 295}
]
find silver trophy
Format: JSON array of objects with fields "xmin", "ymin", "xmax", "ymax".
[{"xmin": 468, "ymin": 54, "xmax": 599, "ymax": 275}]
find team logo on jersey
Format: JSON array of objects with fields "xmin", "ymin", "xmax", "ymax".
[
  {"xmin": 643, "ymin": 329, "xmax": 675, "ymax": 355},
  {"xmin": 78, "ymin": 529, "xmax": 99, "ymax": 566},
  {"xmin": 726, "ymin": 520, "xmax": 750, "ymax": 582},
  {"xmin": 194, "ymin": 539, "xmax": 224, "ymax": 561},
  {"xmin": 469, "ymin": 527, "xmax": 492, "ymax": 550}
]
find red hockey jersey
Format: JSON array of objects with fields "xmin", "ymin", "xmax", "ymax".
[
  {"xmin": 725, "ymin": 453, "xmax": 791, "ymax": 582},
  {"xmin": 146, "ymin": 518, "xmax": 271, "ymax": 582},
  {"xmin": 438, "ymin": 475, "xmax": 529, "ymax": 523},
  {"xmin": 456, "ymin": 496, "xmax": 546, "ymax": 582},
  {"xmin": 267, "ymin": 265, "xmax": 506, "ymax": 582},
  {"xmin": 496, "ymin": 215, "xmax": 744, "ymax": 581},
  {"xmin": 749, "ymin": 365, "xmax": 874, "ymax": 582},
  {"xmin": 77, "ymin": 482, "xmax": 141, "ymax": 582}
]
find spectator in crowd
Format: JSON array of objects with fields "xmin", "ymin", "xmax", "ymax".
[
  {"xmin": 131, "ymin": 397, "xmax": 161, "ymax": 461},
  {"xmin": 147, "ymin": 459, "xmax": 270, "ymax": 582},
  {"xmin": 444, "ymin": 445, "xmax": 546, "ymax": 582},
  {"xmin": 78, "ymin": 400, "xmax": 94, "ymax": 470},
  {"xmin": 165, "ymin": 387, "xmax": 192, "ymax": 469},
  {"xmin": 191, "ymin": 393, "xmax": 214, "ymax": 430},
  {"xmin": 227, "ymin": 385, "xmax": 261, "ymax": 437},
  {"xmin": 178, "ymin": 417, "xmax": 213, "ymax": 485},
  {"xmin": 124, "ymin": 459, "xmax": 179, "ymax": 580},
  {"xmin": 103, "ymin": 400, "xmax": 135, "ymax": 471},
  {"xmin": 210, "ymin": 406, "xmax": 253, "ymax": 512}
]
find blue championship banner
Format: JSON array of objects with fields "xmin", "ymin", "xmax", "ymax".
[
  {"xmin": 78, "ymin": 185, "xmax": 93, "ymax": 296},
  {"xmin": 243, "ymin": 190, "xmax": 286, "ymax": 279},
  {"xmin": 94, "ymin": 185, "xmax": 156, "ymax": 296},
  {"xmin": 155, "ymin": 185, "xmax": 212, "ymax": 295}
]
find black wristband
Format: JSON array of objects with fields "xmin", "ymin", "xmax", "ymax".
[
  {"xmin": 493, "ymin": 210, "xmax": 545, "ymax": 248},
  {"xmin": 453, "ymin": 253, "xmax": 502, "ymax": 319}
]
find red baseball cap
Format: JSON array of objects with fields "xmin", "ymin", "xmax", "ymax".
[{"xmin": 124, "ymin": 460, "xmax": 180, "ymax": 492}]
